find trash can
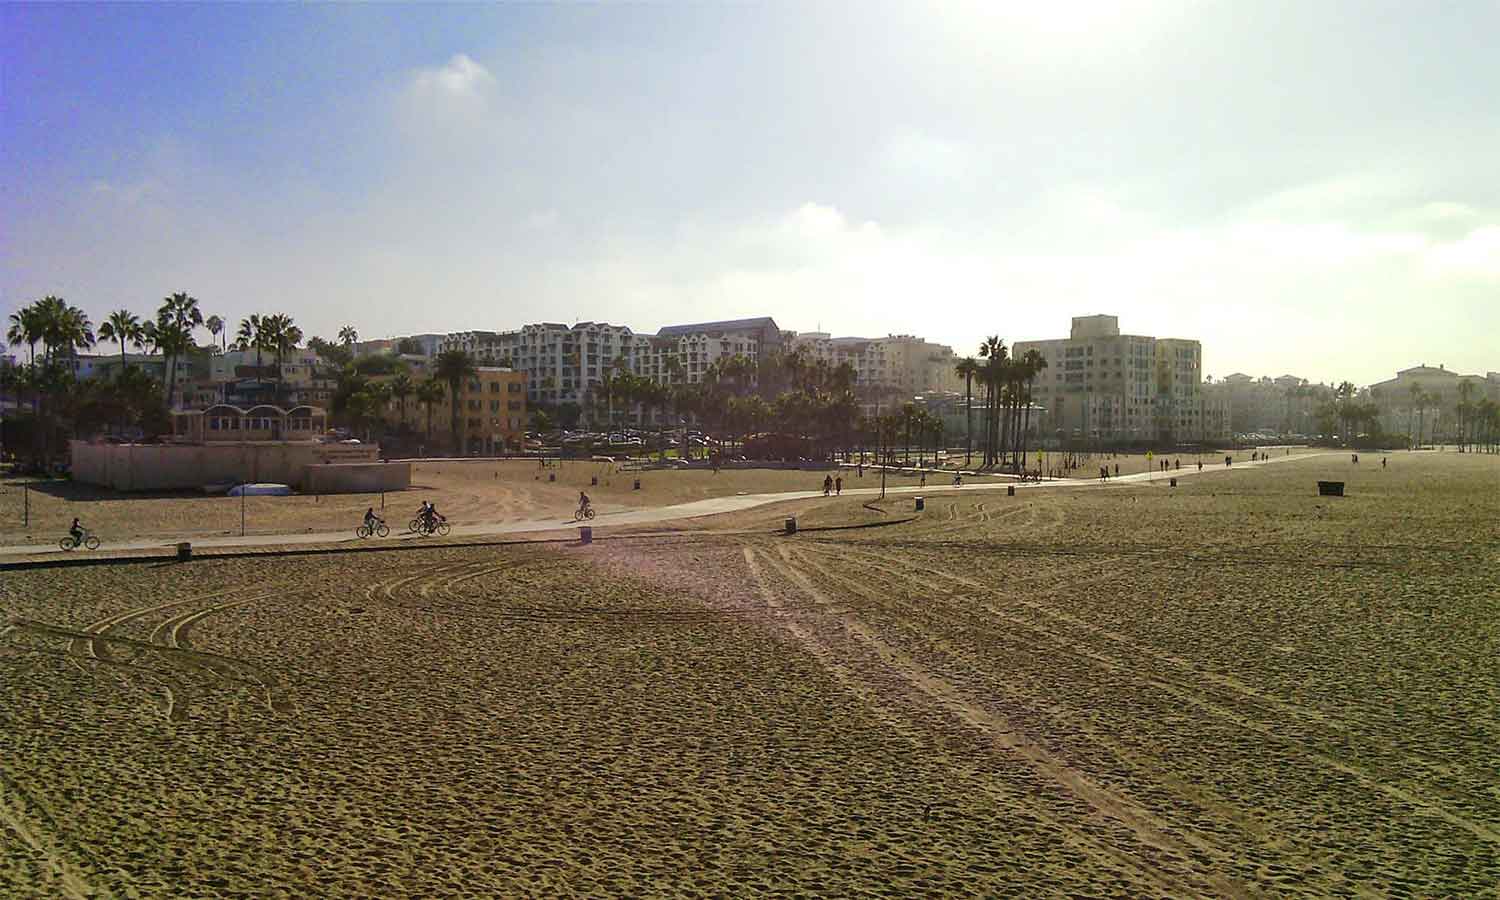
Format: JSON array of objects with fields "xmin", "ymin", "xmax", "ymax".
[
  {"xmin": 1170, "ymin": 477, "xmax": 1177, "ymax": 487},
  {"xmin": 1007, "ymin": 485, "xmax": 1016, "ymax": 496},
  {"xmin": 579, "ymin": 526, "xmax": 592, "ymax": 544},
  {"xmin": 784, "ymin": 517, "xmax": 797, "ymax": 534},
  {"xmin": 634, "ymin": 479, "xmax": 641, "ymax": 491},
  {"xmin": 176, "ymin": 542, "xmax": 192, "ymax": 561},
  {"xmin": 915, "ymin": 496, "xmax": 925, "ymax": 511},
  {"xmin": 591, "ymin": 475, "xmax": 598, "ymax": 486},
  {"xmin": 549, "ymin": 473, "xmax": 556, "ymax": 482},
  {"xmin": 1317, "ymin": 481, "xmax": 1345, "ymax": 496}
]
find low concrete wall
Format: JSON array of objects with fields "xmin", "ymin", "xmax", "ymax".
[
  {"xmin": 69, "ymin": 440, "xmax": 381, "ymax": 491},
  {"xmin": 303, "ymin": 462, "xmax": 411, "ymax": 494}
]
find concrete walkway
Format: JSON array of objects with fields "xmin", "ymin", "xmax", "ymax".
[{"xmin": 0, "ymin": 451, "xmax": 1331, "ymax": 560}]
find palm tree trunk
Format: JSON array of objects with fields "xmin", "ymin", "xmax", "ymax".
[{"xmin": 964, "ymin": 376, "xmax": 973, "ymax": 467}]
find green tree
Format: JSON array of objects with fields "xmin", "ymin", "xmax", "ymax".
[
  {"xmin": 433, "ymin": 349, "xmax": 478, "ymax": 453},
  {"xmin": 416, "ymin": 378, "xmax": 446, "ymax": 443},
  {"xmin": 1456, "ymin": 380, "xmax": 1476, "ymax": 451},
  {"xmin": 978, "ymin": 336, "xmax": 1007, "ymax": 467},
  {"xmin": 155, "ymin": 292, "xmax": 203, "ymax": 409},
  {"xmin": 98, "ymin": 310, "xmax": 145, "ymax": 375},
  {"xmin": 236, "ymin": 314, "xmax": 271, "ymax": 402},
  {"xmin": 390, "ymin": 373, "xmax": 414, "ymax": 431},
  {"xmin": 339, "ymin": 325, "xmax": 359, "ymax": 346},
  {"xmin": 954, "ymin": 357, "xmax": 979, "ymax": 466},
  {"xmin": 261, "ymin": 313, "xmax": 303, "ymax": 405}
]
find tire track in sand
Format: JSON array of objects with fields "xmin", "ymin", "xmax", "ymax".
[
  {"xmin": 738, "ymin": 542, "xmax": 1239, "ymax": 899},
  {"xmin": 800, "ymin": 540, "xmax": 1500, "ymax": 847},
  {"xmin": 0, "ymin": 768, "xmax": 109, "ymax": 900}
]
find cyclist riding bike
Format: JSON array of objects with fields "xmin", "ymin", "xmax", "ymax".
[
  {"xmin": 577, "ymin": 491, "xmax": 594, "ymax": 520},
  {"xmin": 364, "ymin": 507, "xmax": 383, "ymax": 528},
  {"xmin": 69, "ymin": 517, "xmax": 85, "ymax": 546}
]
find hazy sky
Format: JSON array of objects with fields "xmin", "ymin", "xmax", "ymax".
[{"xmin": 3, "ymin": 2, "xmax": 1496, "ymax": 385}]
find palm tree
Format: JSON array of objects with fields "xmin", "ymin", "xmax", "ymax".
[
  {"xmin": 32, "ymin": 296, "xmax": 95, "ymax": 364},
  {"xmin": 338, "ymin": 325, "xmax": 358, "ymax": 347},
  {"xmin": 263, "ymin": 314, "xmax": 303, "ymax": 405},
  {"xmin": 6, "ymin": 305, "xmax": 43, "ymax": 372},
  {"xmin": 236, "ymin": 314, "xmax": 270, "ymax": 403},
  {"xmin": 899, "ymin": 402, "xmax": 918, "ymax": 466},
  {"xmin": 1416, "ymin": 390, "xmax": 1434, "ymax": 448},
  {"xmin": 98, "ymin": 310, "xmax": 144, "ymax": 375},
  {"xmin": 154, "ymin": 293, "xmax": 203, "ymax": 409},
  {"xmin": 390, "ymin": 372, "xmax": 414, "ymax": 430},
  {"xmin": 416, "ymin": 378, "xmax": 446, "ymax": 443},
  {"xmin": 978, "ymin": 336, "xmax": 1007, "ymax": 467},
  {"xmin": 954, "ymin": 357, "xmax": 979, "ymax": 466},
  {"xmin": 597, "ymin": 370, "xmax": 619, "ymax": 430},
  {"xmin": 1019, "ymin": 349, "xmax": 1046, "ymax": 468},
  {"xmin": 15, "ymin": 296, "xmax": 94, "ymax": 460},
  {"xmin": 433, "ymin": 349, "xmax": 478, "ymax": 454},
  {"xmin": 1456, "ymin": 381, "xmax": 1476, "ymax": 451},
  {"xmin": 363, "ymin": 381, "xmax": 392, "ymax": 440},
  {"xmin": 205, "ymin": 314, "xmax": 226, "ymax": 353}
]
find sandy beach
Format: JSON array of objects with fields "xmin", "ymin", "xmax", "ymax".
[{"xmin": 3, "ymin": 450, "xmax": 1497, "ymax": 896}]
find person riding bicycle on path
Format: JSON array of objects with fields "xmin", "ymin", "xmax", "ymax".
[
  {"xmin": 578, "ymin": 490, "xmax": 592, "ymax": 515},
  {"xmin": 69, "ymin": 517, "xmax": 85, "ymax": 545},
  {"xmin": 364, "ymin": 507, "xmax": 382, "ymax": 528},
  {"xmin": 425, "ymin": 503, "xmax": 445, "ymax": 528}
]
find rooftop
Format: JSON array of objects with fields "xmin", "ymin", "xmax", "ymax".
[{"xmin": 656, "ymin": 317, "xmax": 780, "ymax": 338}]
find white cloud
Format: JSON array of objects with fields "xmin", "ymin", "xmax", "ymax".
[
  {"xmin": 1424, "ymin": 226, "xmax": 1500, "ymax": 280},
  {"xmin": 409, "ymin": 54, "xmax": 495, "ymax": 99}
]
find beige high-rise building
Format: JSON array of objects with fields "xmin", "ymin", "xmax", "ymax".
[{"xmin": 1015, "ymin": 315, "xmax": 1213, "ymax": 444}]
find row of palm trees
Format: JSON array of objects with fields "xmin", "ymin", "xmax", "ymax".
[
  {"xmin": 4, "ymin": 293, "xmax": 321, "ymax": 461},
  {"xmin": 952, "ymin": 338, "xmax": 1047, "ymax": 471}
]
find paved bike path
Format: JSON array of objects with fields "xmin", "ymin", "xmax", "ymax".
[{"xmin": 0, "ymin": 452, "xmax": 1330, "ymax": 560}]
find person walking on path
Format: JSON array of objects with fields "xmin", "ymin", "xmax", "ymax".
[
  {"xmin": 823, "ymin": 474, "xmax": 833, "ymax": 496},
  {"xmin": 835, "ymin": 476, "xmax": 843, "ymax": 495}
]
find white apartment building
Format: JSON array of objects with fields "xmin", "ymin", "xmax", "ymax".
[
  {"xmin": 642, "ymin": 317, "xmax": 781, "ymax": 385},
  {"xmin": 442, "ymin": 322, "xmax": 640, "ymax": 407},
  {"xmin": 440, "ymin": 317, "xmax": 782, "ymax": 417},
  {"xmin": 1015, "ymin": 315, "xmax": 1212, "ymax": 444},
  {"xmin": 786, "ymin": 332, "xmax": 959, "ymax": 397}
]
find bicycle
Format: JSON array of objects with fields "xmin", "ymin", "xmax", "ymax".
[
  {"xmin": 356, "ymin": 521, "xmax": 391, "ymax": 539},
  {"xmin": 575, "ymin": 503, "xmax": 596, "ymax": 521},
  {"xmin": 60, "ymin": 530, "xmax": 102, "ymax": 551},
  {"xmin": 408, "ymin": 518, "xmax": 422, "ymax": 533},
  {"xmin": 417, "ymin": 519, "xmax": 451, "ymax": 537}
]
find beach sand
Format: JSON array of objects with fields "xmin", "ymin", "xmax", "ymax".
[{"xmin": 2, "ymin": 450, "xmax": 1497, "ymax": 895}]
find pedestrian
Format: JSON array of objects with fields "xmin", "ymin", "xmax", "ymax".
[
  {"xmin": 823, "ymin": 474, "xmax": 833, "ymax": 496},
  {"xmin": 920, "ymin": 472, "xmax": 927, "ymax": 487},
  {"xmin": 1114, "ymin": 463, "xmax": 1119, "ymax": 476},
  {"xmin": 1382, "ymin": 457, "xmax": 1387, "ymax": 469},
  {"xmin": 835, "ymin": 476, "xmax": 842, "ymax": 495}
]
